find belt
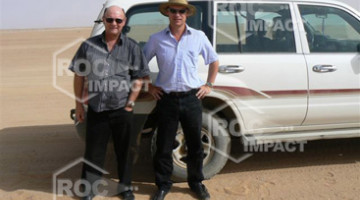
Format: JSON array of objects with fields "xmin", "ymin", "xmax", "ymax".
[{"xmin": 166, "ymin": 89, "xmax": 199, "ymax": 97}]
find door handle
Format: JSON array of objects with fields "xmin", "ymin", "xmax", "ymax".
[
  {"xmin": 312, "ymin": 65, "xmax": 337, "ymax": 73},
  {"xmin": 219, "ymin": 65, "xmax": 245, "ymax": 73}
]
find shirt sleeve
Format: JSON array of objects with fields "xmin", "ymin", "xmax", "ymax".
[
  {"xmin": 200, "ymin": 32, "xmax": 218, "ymax": 65},
  {"xmin": 143, "ymin": 35, "xmax": 156, "ymax": 63},
  {"xmin": 130, "ymin": 44, "xmax": 150, "ymax": 79},
  {"xmin": 68, "ymin": 42, "xmax": 87, "ymax": 74}
]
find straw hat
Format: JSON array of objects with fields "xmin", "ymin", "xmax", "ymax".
[{"xmin": 159, "ymin": 0, "xmax": 196, "ymax": 16}]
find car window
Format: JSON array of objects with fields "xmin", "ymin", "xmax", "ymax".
[
  {"xmin": 216, "ymin": 3, "xmax": 296, "ymax": 53},
  {"xmin": 299, "ymin": 5, "xmax": 360, "ymax": 52},
  {"xmin": 124, "ymin": 4, "xmax": 205, "ymax": 49}
]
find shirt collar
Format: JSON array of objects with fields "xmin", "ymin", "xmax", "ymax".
[
  {"xmin": 100, "ymin": 31, "xmax": 123, "ymax": 45},
  {"xmin": 164, "ymin": 24, "xmax": 192, "ymax": 35}
]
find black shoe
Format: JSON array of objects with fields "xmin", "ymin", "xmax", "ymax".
[
  {"xmin": 190, "ymin": 183, "xmax": 210, "ymax": 200},
  {"xmin": 81, "ymin": 195, "xmax": 93, "ymax": 200},
  {"xmin": 151, "ymin": 189, "xmax": 169, "ymax": 200},
  {"xmin": 120, "ymin": 190, "xmax": 135, "ymax": 200}
]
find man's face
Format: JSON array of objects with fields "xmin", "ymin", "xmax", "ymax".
[
  {"xmin": 166, "ymin": 6, "xmax": 189, "ymax": 27},
  {"xmin": 103, "ymin": 6, "xmax": 126, "ymax": 36}
]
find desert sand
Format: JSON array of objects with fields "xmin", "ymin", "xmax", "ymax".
[{"xmin": 0, "ymin": 28, "xmax": 359, "ymax": 200}]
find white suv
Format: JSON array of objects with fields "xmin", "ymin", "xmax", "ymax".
[{"xmin": 71, "ymin": 0, "xmax": 360, "ymax": 181}]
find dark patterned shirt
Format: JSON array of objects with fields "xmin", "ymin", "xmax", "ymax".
[{"xmin": 69, "ymin": 32, "xmax": 149, "ymax": 112}]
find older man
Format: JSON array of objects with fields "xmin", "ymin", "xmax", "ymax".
[
  {"xmin": 143, "ymin": 0, "xmax": 219, "ymax": 199},
  {"xmin": 69, "ymin": 5, "xmax": 149, "ymax": 200}
]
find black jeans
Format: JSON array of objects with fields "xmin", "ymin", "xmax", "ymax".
[
  {"xmin": 154, "ymin": 91, "xmax": 204, "ymax": 191},
  {"xmin": 82, "ymin": 106, "xmax": 134, "ymax": 191}
]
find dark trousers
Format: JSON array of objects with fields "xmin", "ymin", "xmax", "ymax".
[
  {"xmin": 82, "ymin": 106, "xmax": 134, "ymax": 191},
  {"xmin": 154, "ymin": 91, "xmax": 204, "ymax": 191}
]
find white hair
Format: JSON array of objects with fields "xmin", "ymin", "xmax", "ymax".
[
  {"xmin": 104, "ymin": 0, "xmax": 126, "ymax": 12},
  {"xmin": 103, "ymin": 5, "xmax": 126, "ymax": 18}
]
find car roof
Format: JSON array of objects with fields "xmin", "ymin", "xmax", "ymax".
[
  {"xmin": 103, "ymin": 0, "xmax": 359, "ymax": 17},
  {"xmin": 106, "ymin": 0, "xmax": 352, "ymax": 7}
]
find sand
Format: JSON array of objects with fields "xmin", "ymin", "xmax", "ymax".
[{"xmin": 0, "ymin": 28, "xmax": 359, "ymax": 200}]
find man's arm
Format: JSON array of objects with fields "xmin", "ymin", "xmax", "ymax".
[
  {"xmin": 206, "ymin": 60, "xmax": 219, "ymax": 85},
  {"xmin": 142, "ymin": 76, "xmax": 163, "ymax": 100},
  {"xmin": 196, "ymin": 60, "xmax": 219, "ymax": 99},
  {"xmin": 125, "ymin": 78, "xmax": 144, "ymax": 111},
  {"xmin": 74, "ymin": 74, "xmax": 85, "ymax": 122},
  {"xmin": 141, "ymin": 37, "xmax": 164, "ymax": 100}
]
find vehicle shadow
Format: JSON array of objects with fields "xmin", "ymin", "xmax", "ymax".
[
  {"xmin": 0, "ymin": 124, "xmax": 359, "ymax": 197},
  {"xmin": 223, "ymin": 136, "xmax": 360, "ymax": 173}
]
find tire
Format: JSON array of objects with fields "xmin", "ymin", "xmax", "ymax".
[{"xmin": 151, "ymin": 111, "xmax": 231, "ymax": 182}]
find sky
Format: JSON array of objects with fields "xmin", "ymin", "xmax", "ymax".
[
  {"xmin": 0, "ymin": 0, "xmax": 104, "ymax": 29},
  {"xmin": 0, "ymin": 0, "xmax": 359, "ymax": 30}
]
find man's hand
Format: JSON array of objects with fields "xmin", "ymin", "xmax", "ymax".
[
  {"xmin": 197, "ymin": 60, "xmax": 218, "ymax": 99},
  {"xmin": 149, "ymin": 84, "xmax": 163, "ymax": 100},
  {"xmin": 196, "ymin": 85, "xmax": 212, "ymax": 99},
  {"xmin": 75, "ymin": 105, "xmax": 85, "ymax": 123},
  {"xmin": 124, "ymin": 106, "xmax": 133, "ymax": 112}
]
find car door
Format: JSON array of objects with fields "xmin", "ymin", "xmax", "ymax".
[
  {"xmin": 296, "ymin": 3, "xmax": 360, "ymax": 126},
  {"xmin": 214, "ymin": 1, "xmax": 308, "ymax": 133}
]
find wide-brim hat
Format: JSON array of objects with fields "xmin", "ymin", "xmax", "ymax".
[{"xmin": 159, "ymin": 0, "xmax": 196, "ymax": 16}]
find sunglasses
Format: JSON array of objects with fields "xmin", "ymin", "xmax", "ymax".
[
  {"xmin": 168, "ymin": 8, "xmax": 187, "ymax": 14},
  {"xmin": 105, "ymin": 18, "xmax": 123, "ymax": 24}
]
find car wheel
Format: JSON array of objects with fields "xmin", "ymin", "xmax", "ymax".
[{"xmin": 151, "ymin": 112, "xmax": 231, "ymax": 182}]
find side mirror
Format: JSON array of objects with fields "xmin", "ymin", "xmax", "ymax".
[
  {"xmin": 123, "ymin": 26, "xmax": 131, "ymax": 34},
  {"xmin": 315, "ymin": 13, "xmax": 328, "ymax": 19},
  {"xmin": 94, "ymin": 19, "xmax": 102, "ymax": 24}
]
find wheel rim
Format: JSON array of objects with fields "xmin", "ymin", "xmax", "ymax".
[{"xmin": 172, "ymin": 127, "xmax": 215, "ymax": 169}]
